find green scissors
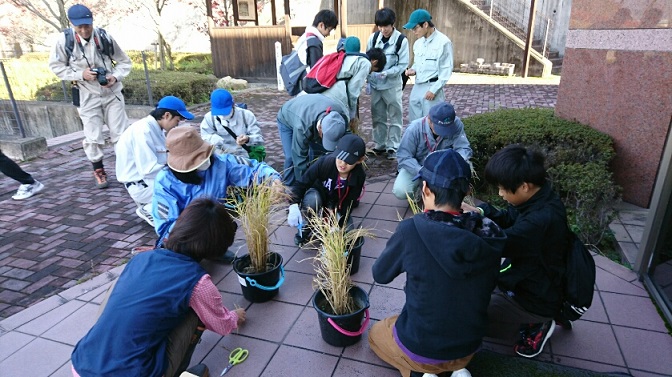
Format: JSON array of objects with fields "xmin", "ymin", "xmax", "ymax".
[{"xmin": 220, "ymin": 347, "xmax": 249, "ymax": 375}]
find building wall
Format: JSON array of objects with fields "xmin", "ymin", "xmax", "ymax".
[
  {"xmin": 389, "ymin": 0, "xmax": 547, "ymax": 76},
  {"xmin": 555, "ymin": 0, "xmax": 672, "ymax": 207}
]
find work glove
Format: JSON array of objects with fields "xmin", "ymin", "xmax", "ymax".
[{"xmin": 287, "ymin": 204, "xmax": 303, "ymax": 227}]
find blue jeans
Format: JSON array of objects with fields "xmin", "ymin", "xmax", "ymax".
[
  {"xmin": 277, "ymin": 119, "xmax": 296, "ymax": 185},
  {"xmin": 277, "ymin": 120, "xmax": 328, "ymax": 186}
]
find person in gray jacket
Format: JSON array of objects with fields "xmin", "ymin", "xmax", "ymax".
[
  {"xmin": 393, "ymin": 102, "xmax": 472, "ymax": 201},
  {"xmin": 366, "ymin": 7, "xmax": 410, "ymax": 161},
  {"xmin": 200, "ymin": 89, "xmax": 264, "ymax": 158},
  {"xmin": 277, "ymin": 93, "xmax": 349, "ymax": 186},
  {"xmin": 49, "ymin": 4, "xmax": 132, "ymax": 189}
]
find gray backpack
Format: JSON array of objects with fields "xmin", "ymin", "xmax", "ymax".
[{"xmin": 279, "ymin": 33, "xmax": 316, "ymax": 96}]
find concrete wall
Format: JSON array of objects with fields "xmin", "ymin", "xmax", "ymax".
[
  {"xmin": 555, "ymin": 0, "xmax": 672, "ymax": 207},
  {"xmin": 0, "ymin": 101, "xmax": 152, "ymax": 140},
  {"xmin": 486, "ymin": 0, "xmax": 572, "ymax": 55},
  {"xmin": 389, "ymin": 0, "xmax": 546, "ymax": 76}
]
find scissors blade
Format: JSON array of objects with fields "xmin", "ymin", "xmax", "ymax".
[{"xmin": 220, "ymin": 363, "xmax": 234, "ymax": 376}]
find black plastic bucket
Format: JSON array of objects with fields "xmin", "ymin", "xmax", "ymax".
[
  {"xmin": 313, "ymin": 285, "xmax": 370, "ymax": 347},
  {"xmin": 346, "ymin": 237, "xmax": 365, "ymax": 275},
  {"xmin": 233, "ymin": 252, "xmax": 284, "ymax": 303}
]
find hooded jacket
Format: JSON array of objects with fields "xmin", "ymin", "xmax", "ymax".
[
  {"xmin": 479, "ymin": 182, "xmax": 568, "ymax": 317},
  {"xmin": 372, "ymin": 211, "xmax": 506, "ymax": 360}
]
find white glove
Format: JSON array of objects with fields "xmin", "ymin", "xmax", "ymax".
[{"xmin": 287, "ymin": 204, "xmax": 303, "ymax": 227}]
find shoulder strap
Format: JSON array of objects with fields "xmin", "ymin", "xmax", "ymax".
[
  {"xmin": 212, "ymin": 113, "xmax": 252, "ymax": 152},
  {"xmin": 373, "ymin": 31, "xmax": 380, "ymax": 47},
  {"xmin": 63, "ymin": 28, "xmax": 75, "ymax": 66},
  {"xmin": 394, "ymin": 34, "xmax": 406, "ymax": 55},
  {"xmin": 94, "ymin": 28, "xmax": 115, "ymax": 64}
]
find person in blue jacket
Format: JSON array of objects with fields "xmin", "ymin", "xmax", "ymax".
[
  {"xmin": 152, "ymin": 126, "xmax": 281, "ymax": 262},
  {"xmin": 369, "ymin": 149, "xmax": 506, "ymax": 377}
]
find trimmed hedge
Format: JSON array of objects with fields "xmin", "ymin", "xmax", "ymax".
[
  {"xmin": 34, "ymin": 69, "xmax": 217, "ymax": 106},
  {"xmin": 463, "ymin": 108, "xmax": 621, "ymax": 252}
]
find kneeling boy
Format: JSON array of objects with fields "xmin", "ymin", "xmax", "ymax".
[{"xmin": 369, "ymin": 149, "xmax": 506, "ymax": 377}]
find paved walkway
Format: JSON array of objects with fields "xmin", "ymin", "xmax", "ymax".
[{"xmin": 1, "ymin": 75, "xmax": 671, "ymax": 376}]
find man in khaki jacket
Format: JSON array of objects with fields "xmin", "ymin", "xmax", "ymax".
[{"xmin": 49, "ymin": 4, "xmax": 132, "ymax": 188}]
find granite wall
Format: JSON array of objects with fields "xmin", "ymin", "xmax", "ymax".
[{"xmin": 555, "ymin": 0, "xmax": 672, "ymax": 207}]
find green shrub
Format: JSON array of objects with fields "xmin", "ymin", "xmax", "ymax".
[
  {"xmin": 463, "ymin": 108, "xmax": 621, "ymax": 254},
  {"xmin": 34, "ymin": 69, "xmax": 217, "ymax": 106}
]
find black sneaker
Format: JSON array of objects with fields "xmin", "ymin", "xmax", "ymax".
[
  {"xmin": 514, "ymin": 320, "xmax": 555, "ymax": 358},
  {"xmin": 386, "ymin": 149, "xmax": 397, "ymax": 160},
  {"xmin": 554, "ymin": 314, "xmax": 573, "ymax": 330}
]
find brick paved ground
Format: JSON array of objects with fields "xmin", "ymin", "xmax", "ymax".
[{"xmin": 0, "ymin": 81, "xmax": 558, "ymax": 319}]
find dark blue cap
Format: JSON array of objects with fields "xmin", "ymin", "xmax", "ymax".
[
  {"xmin": 413, "ymin": 149, "xmax": 471, "ymax": 188},
  {"xmin": 68, "ymin": 5, "xmax": 93, "ymax": 26}
]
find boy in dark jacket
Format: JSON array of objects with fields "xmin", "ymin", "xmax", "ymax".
[
  {"xmin": 370, "ymin": 149, "xmax": 506, "ymax": 377},
  {"xmin": 463, "ymin": 145, "xmax": 569, "ymax": 359},
  {"xmin": 287, "ymin": 134, "xmax": 366, "ymax": 246}
]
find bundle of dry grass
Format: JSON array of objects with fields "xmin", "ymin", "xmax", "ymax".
[{"xmin": 307, "ymin": 208, "xmax": 372, "ymax": 315}]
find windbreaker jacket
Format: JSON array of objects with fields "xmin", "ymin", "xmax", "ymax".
[
  {"xmin": 397, "ymin": 116, "xmax": 472, "ymax": 177},
  {"xmin": 479, "ymin": 182, "xmax": 569, "ymax": 317},
  {"xmin": 153, "ymin": 154, "xmax": 280, "ymax": 241},
  {"xmin": 373, "ymin": 211, "xmax": 506, "ymax": 360}
]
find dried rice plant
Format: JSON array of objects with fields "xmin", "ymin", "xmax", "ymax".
[
  {"xmin": 406, "ymin": 192, "xmax": 422, "ymax": 215},
  {"xmin": 348, "ymin": 118, "xmax": 360, "ymax": 136},
  {"xmin": 307, "ymin": 208, "xmax": 373, "ymax": 315},
  {"xmin": 228, "ymin": 176, "xmax": 288, "ymax": 273}
]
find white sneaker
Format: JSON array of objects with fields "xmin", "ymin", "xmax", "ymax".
[
  {"xmin": 451, "ymin": 368, "xmax": 472, "ymax": 377},
  {"xmin": 136, "ymin": 207, "xmax": 155, "ymax": 227},
  {"xmin": 12, "ymin": 180, "xmax": 44, "ymax": 200},
  {"xmin": 422, "ymin": 374, "xmax": 438, "ymax": 377}
]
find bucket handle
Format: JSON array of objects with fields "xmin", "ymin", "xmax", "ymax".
[
  {"xmin": 327, "ymin": 308, "xmax": 370, "ymax": 337},
  {"xmin": 246, "ymin": 265, "xmax": 285, "ymax": 291}
]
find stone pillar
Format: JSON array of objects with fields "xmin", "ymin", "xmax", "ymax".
[{"xmin": 555, "ymin": 0, "xmax": 672, "ymax": 207}]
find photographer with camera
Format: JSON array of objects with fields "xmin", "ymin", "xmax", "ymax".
[{"xmin": 49, "ymin": 4, "xmax": 132, "ymax": 189}]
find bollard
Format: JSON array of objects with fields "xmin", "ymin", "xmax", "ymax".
[{"xmin": 275, "ymin": 41, "xmax": 283, "ymax": 91}]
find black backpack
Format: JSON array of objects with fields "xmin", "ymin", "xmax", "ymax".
[
  {"xmin": 372, "ymin": 31, "xmax": 408, "ymax": 89},
  {"xmin": 63, "ymin": 27, "xmax": 115, "ymax": 67},
  {"xmin": 560, "ymin": 230, "xmax": 596, "ymax": 321}
]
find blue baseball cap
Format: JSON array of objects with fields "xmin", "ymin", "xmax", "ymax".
[
  {"xmin": 403, "ymin": 9, "xmax": 432, "ymax": 29},
  {"xmin": 157, "ymin": 96, "xmax": 195, "ymax": 120},
  {"xmin": 428, "ymin": 103, "xmax": 457, "ymax": 137},
  {"xmin": 413, "ymin": 149, "xmax": 471, "ymax": 189},
  {"xmin": 68, "ymin": 5, "xmax": 93, "ymax": 26},
  {"xmin": 211, "ymin": 89, "xmax": 234, "ymax": 116}
]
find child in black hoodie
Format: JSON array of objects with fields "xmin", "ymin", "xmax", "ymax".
[{"xmin": 370, "ymin": 149, "xmax": 506, "ymax": 377}]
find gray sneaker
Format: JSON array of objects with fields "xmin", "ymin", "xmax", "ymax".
[
  {"xmin": 386, "ymin": 149, "xmax": 397, "ymax": 160},
  {"xmin": 136, "ymin": 207, "xmax": 155, "ymax": 227}
]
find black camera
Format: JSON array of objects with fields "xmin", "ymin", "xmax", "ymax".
[{"xmin": 91, "ymin": 67, "xmax": 108, "ymax": 86}]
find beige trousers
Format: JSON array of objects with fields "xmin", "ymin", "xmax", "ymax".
[
  {"xmin": 368, "ymin": 315, "xmax": 473, "ymax": 377},
  {"xmin": 78, "ymin": 87, "xmax": 129, "ymax": 163}
]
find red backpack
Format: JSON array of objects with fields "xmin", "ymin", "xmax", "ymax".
[{"xmin": 302, "ymin": 50, "xmax": 348, "ymax": 93}]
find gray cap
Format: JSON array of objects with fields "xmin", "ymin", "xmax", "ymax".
[{"xmin": 320, "ymin": 112, "xmax": 346, "ymax": 151}]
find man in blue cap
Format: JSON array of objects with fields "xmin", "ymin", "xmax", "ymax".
[
  {"xmin": 370, "ymin": 148, "xmax": 506, "ymax": 377},
  {"xmin": 49, "ymin": 4, "xmax": 132, "ymax": 189},
  {"xmin": 199, "ymin": 89, "xmax": 264, "ymax": 158},
  {"xmin": 402, "ymin": 9, "xmax": 454, "ymax": 122},
  {"xmin": 393, "ymin": 102, "xmax": 472, "ymax": 201},
  {"xmin": 115, "ymin": 96, "xmax": 194, "ymax": 227}
]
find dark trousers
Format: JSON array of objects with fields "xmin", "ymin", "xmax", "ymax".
[{"xmin": 0, "ymin": 151, "xmax": 34, "ymax": 185}]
